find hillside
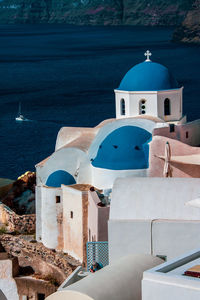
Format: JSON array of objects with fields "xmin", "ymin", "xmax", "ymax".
[
  {"xmin": 173, "ymin": 0, "xmax": 200, "ymax": 43},
  {"xmin": 0, "ymin": 0, "xmax": 193, "ymax": 26}
]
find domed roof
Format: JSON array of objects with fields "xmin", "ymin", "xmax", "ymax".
[
  {"xmin": 118, "ymin": 61, "xmax": 179, "ymax": 92},
  {"xmin": 46, "ymin": 170, "xmax": 76, "ymax": 187},
  {"xmin": 92, "ymin": 126, "xmax": 151, "ymax": 170}
]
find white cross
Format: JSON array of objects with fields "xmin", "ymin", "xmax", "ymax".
[{"xmin": 144, "ymin": 50, "xmax": 152, "ymax": 62}]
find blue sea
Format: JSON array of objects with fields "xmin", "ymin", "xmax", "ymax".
[{"xmin": 0, "ymin": 24, "xmax": 200, "ymax": 179}]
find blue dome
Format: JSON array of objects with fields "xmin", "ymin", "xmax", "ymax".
[
  {"xmin": 118, "ymin": 61, "xmax": 179, "ymax": 91},
  {"xmin": 46, "ymin": 170, "xmax": 76, "ymax": 187},
  {"xmin": 92, "ymin": 126, "xmax": 152, "ymax": 170}
]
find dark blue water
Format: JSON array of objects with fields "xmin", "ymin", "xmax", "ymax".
[{"xmin": 0, "ymin": 25, "xmax": 200, "ymax": 179}]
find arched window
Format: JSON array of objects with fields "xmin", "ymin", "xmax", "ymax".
[
  {"xmin": 164, "ymin": 98, "xmax": 171, "ymax": 116},
  {"xmin": 139, "ymin": 99, "xmax": 146, "ymax": 115},
  {"xmin": 120, "ymin": 98, "xmax": 125, "ymax": 115}
]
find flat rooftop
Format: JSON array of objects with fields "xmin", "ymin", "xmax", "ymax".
[{"xmin": 144, "ymin": 248, "xmax": 200, "ymax": 284}]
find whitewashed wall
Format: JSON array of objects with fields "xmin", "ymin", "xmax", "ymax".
[
  {"xmin": 40, "ymin": 186, "xmax": 61, "ymax": 249},
  {"xmin": 157, "ymin": 88, "xmax": 183, "ymax": 122},
  {"xmin": 36, "ymin": 185, "xmax": 42, "ymax": 241},
  {"xmin": 115, "ymin": 90, "xmax": 158, "ymax": 119},
  {"xmin": 36, "ymin": 147, "xmax": 91, "ymax": 186},
  {"xmin": 110, "ymin": 177, "xmax": 200, "ymax": 220},
  {"xmin": 109, "ymin": 177, "xmax": 200, "ymax": 264},
  {"xmin": 91, "ymin": 166, "xmax": 147, "ymax": 189},
  {"xmin": 115, "ymin": 89, "xmax": 183, "ymax": 121},
  {"xmin": 0, "ymin": 260, "xmax": 19, "ymax": 300},
  {"xmin": 62, "ymin": 186, "xmax": 84, "ymax": 262}
]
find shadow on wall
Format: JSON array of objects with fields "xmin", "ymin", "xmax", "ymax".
[
  {"xmin": 170, "ymin": 161, "xmax": 200, "ymax": 178},
  {"xmin": 0, "ymin": 290, "xmax": 7, "ymax": 300}
]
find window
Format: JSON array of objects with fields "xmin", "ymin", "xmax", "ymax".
[
  {"xmin": 186, "ymin": 131, "xmax": 189, "ymax": 139},
  {"xmin": 164, "ymin": 98, "xmax": 171, "ymax": 116},
  {"xmin": 37, "ymin": 294, "xmax": 45, "ymax": 300},
  {"xmin": 169, "ymin": 124, "xmax": 175, "ymax": 133},
  {"xmin": 56, "ymin": 196, "xmax": 60, "ymax": 203},
  {"xmin": 120, "ymin": 98, "xmax": 125, "ymax": 115},
  {"xmin": 139, "ymin": 99, "xmax": 146, "ymax": 115},
  {"xmin": 70, "ymin": 211, "xmax": 73, "ymax": 219}
]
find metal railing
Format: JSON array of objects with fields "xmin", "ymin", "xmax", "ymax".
[{"xmin": 86, "ymin": 241, "xmax": 109, "ymax": 271}]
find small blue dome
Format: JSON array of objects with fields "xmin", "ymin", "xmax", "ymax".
[
  {"xmin": 92, "ymin": 126, "xmax": 151, "ymax": 170},
  {"xmin": 118, "ymin": 61, "xmax": 179, "ymax": 91},
  {"xmin": 46, "ymin": 170, "xmax": 76, "ymax": 187}
]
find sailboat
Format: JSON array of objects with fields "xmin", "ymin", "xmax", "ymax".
[{"xmin": 15, "ymin": 102, "xmax": 28, "ymax": 122}]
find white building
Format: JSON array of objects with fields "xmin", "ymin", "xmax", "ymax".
[
  {"xmin": 45, "ymin": 177, "xmax": 200, "ymax": 300},
  {"xmin": 36, "ymin": 50, "xmax": 199, "ymax": 256},
  {"xmin": 142, "ymin": 248, "xmax": 200, "ymax": 300},
  {"xmin": 0, "ymin": 253, "xmax": 19, "ymax": 300},
  {"xmin": 115, "ymin": 50, "xmax": 184, "ymax": 123},
  {"xmin": 41, "ymin": 51, "xmax": 200, "ymax": 299},
  {"xmin": 109, "ymin": 177, "xmax": 200, "ymax": 264}
]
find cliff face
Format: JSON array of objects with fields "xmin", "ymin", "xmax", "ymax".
[
  {"xmin": 0, "ymin": 0, "xmax": 193, "ymax": 26},
  {"xmin": 121, "ymin": 0, "xmax": 193, "ymax": 26},
  {"xmin": 173, "ymin": 0, "xmax": 200, "ymax": 43}
]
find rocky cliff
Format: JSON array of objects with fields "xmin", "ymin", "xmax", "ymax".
[
  {"xmin": 0, "ymin": 172, "xmax": 36, "ymax": 215},
  {"xmin": 173, "ymin": 0, "xmax": 200, "ymax": 43},
  {"xmin": 0, "ymin": 0, "xmax": 193, "ymax": 26}
]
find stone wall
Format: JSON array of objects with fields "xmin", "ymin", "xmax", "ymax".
[
  {"xmin": 16, "ymin": 277, "xmax": 56, "ymax": 300},
  {"xmin": 0, "ymin": 235, "xmax": 80, "ymax": 281},
  {"xmin": 0, "ymin": 203, "xmax": 35, "ymax": 234}
]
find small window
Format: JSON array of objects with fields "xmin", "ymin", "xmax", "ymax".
[
  {"xmin": 120, "ymin": 99, "xmax": 125, "ymax": 115},
  {"xmin": 38, "ymin": 294, "xmax": 45, "ymax": 300},
  {"xmin": 164, "ymin": 98, "xmax": 171, "ymax": 116},
  {"xmin": 70, "ymin": 211, "xmax": 73, "ymax": 219},
  {"xmin": 186, "ymin": 131, "xmax": 189, "ymax": 139},
  {"xmin": 56, "ymin": 196, "xmax": 60, "ymax": 203},
  {"xmin": 169, "ymin": 124, "xmax": 175, "ymax": 133},
  {"xmin": 139, "ymin": 99, "xmax": 146, "ymax": 115}
]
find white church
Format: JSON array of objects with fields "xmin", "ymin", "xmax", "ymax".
[
  {"xmin": 36, "ymin": 50, "xmax": 185, "ymax": 190},
  {"xmin": 36, "ymin": 50, "xmax": 200, "ymax": 254}
]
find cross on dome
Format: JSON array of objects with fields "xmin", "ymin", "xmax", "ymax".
[{"xmin": 144, "ymin": 50, "xmax": 152, "ymax": 62}]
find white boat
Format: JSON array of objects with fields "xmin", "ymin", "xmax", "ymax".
[{"xmin": 15, "ymin": 102, "xmax": 28, "ymax": 122}]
